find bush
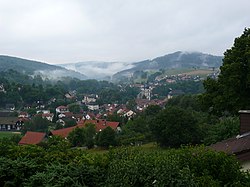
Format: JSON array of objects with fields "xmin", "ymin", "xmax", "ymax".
[
  {"xmin": 0, "ymin": 142, "xmax": 249, "ymax": 186},
  {"xmin": 106, "ymin": 146, "xmax": 250, "ymax": 186}
]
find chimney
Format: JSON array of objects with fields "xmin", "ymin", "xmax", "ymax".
[{"xmin": 239, "ymin": 110, "xmax": 250, "ymax": 135}]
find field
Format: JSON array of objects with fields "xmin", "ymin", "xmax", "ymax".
[
  {"xmin": 133, "ymin": 68, "xmax": 217, "ymax": 83},
  {"xmin": 0, "ymin": 131, "xmax": 20, "ymax": 139},
  {"xmin": 163, "ymin": 68, "xmax": 216, "ymax": 77},
  {"xmin": 184, "ymin": 69, "xmax": 215, "ymax": 77}
]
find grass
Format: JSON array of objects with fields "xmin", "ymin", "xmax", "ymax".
[
  {"xmin": 86, "ymin": 147, "xmax": 109, "ymax": 154},
  {"xmin": 0, "ymin": 131, "xmax": 20, "ymax": 139}
]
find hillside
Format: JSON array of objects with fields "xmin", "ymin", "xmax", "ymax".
[
  {"xmin": 113, "ymin": 51, "xmax": 223, "ymax": 80},
  {"xmin": 0, "ymin": 55, "xmax": 87, "ymax": 80}
]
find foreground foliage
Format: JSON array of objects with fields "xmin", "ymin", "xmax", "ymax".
[{"xmin": 0, "ymin": 138, "xmax": 249, "ymax": 186}]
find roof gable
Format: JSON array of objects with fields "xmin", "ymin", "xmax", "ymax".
[{"xmin": 19, "ymin": 131, "xmax": 46, "ymax": 145}]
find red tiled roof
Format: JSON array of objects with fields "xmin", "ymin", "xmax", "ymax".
[
  {"xmin": 50, "ymin": 120, "xmax": 119, "ymax": 138},
  {"xmin": 63, "ymin": 112, "xmax": 74, "ymax": 118},
  {"xmin": 87, "ymin": 112, "xmax": 96, "ymax": 118},
  {"xmin": 95, "ymin": 114, "xmax": 102, "ymax": 119},
  {"xmin": 57, "ymin": 105, "xmax": 68, "ymax": 109},
  {"xmin": 18, "ymin": 117, "xmax": 29, "ymax": 122},
  {"xmin": 83, "ymin": 120, "xmax": 119, "ymax": 132},
  {"xmin": 51, "ymin": 122, "xmax": 85, "ymax": 138},
  {"xmin": 51, "ymin": 126, "xmax": 77, "ymax": 138},
  {"xmin": 19, "ymin": 131, "xmax": 46, "ymax": 145}
]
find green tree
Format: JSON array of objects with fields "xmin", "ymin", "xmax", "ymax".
[
  {"xmin": 25, "ymin": 108, "xmax": 37, "ymax": 116},
  {"xmin": 201, "ymin": 28, "xmax": 250, "ymax": 115},
  {"xmin": 204, "ymin": 116, "xmax": 240, "ymax": 145},
  {"xmin": 150, "ymin": 106, "xmax": 201, "ymax": 147},
  {"xmin": 68, "ymin": 127, "xmax": 86, "ymax": 147},
  {"xmin": 63, "ymin": 118, "xmax": 77, "ymax": 128},
  {"xmin": 22, "ymin": 116, "xmax": 50, "ymax": 134},
  {"xmin": 39, "ymin": 135, "xmax": 71, "ymax": 151},
  {"xmin": 85, "ymin": 123, "xmax": 96, "ymax": 149},
  {"xmin": 143, "ymin": 105, "xmax": 162, "ymax": 116},
  {"xmin": 125, "ymin": 116, "xmax": 149, "ymax": 135},
  {"xmin": 96, "ymin": 127, "xmax": 116, "ymax": 148},
  {"xmin": 167, "ymin": 95, "xmax": 202, "ymax": 111},
  {"xmin": 126, "ymin": 99, "xmax": 136, "ymax": 110},
  {"xmin": 68, "ymin": 103, "xmax": 81, "ymax": 113},
  {"xmin": 107, "ymin": 113, "xmax": 127, "ymax": 125}
]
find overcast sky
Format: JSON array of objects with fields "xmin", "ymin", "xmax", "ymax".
[{"xmin": 0, "ymin": 0, "xmax": 249, "ymax": 64}]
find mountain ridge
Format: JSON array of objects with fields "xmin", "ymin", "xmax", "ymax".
[
  {"xmin": 0, "ymin": 51, "xmax": 223, "ymax": 81},
  {"xmin": 113, "ymin": 51, "xmax": 223, "ymax": 80},
  {"xmin": 0, "ymin": 55, "xmax": 87, "ymax": 80}
]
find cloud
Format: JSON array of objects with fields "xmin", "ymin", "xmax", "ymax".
[
  {"xmin": 61, "ymin": 61, "xmax": 135, "ymax": 79},
  {"xmin": 0, "ymin": 0, "xmax": 249, "ymax": 64}
]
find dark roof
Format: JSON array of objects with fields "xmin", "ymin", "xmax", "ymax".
[
  {"xmin": 0, "ymin": 117, "xmax": 19, "ymax": 125},
  {"xmin": 50, "ymin": 125, "xmax": 82, "ymax": 138},
  {"xmin": 62, "ymin": 112, "xmax": 74, "ymax": 118},
  {"xmin": 239, "ymin": 110, "xmax": 250, "ymax": 114},
  {"xmin": 0, "ymin": 112, "xmax": 13, "ymax": 117},
  {"xmin": 210, "ymin": 133, "xmax": 250, "ymax": 155},
  {"xmin": 19, "ymin": 131, "xmax": 46, "ymax": 145}
]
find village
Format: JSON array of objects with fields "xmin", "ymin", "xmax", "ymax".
[{"xmin": 0, "ymin": 81, "xmax": 169, "ymax": 145}]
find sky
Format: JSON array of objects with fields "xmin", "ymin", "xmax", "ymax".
[{"xmin": 0, "ymin": 0, "xmax": 249, "ymax": 64}]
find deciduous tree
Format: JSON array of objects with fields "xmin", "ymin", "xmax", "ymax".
[
  {"xmin": 150, "ymin": 106, "xmax": 201, "ymax": 147},
  {"xmin": 201, "ymin": 28, "xmax": 250, "ymax": 115}
]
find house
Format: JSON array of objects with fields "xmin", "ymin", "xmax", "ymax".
[
  {"xmin": 168, "ymin": 89, "xmax": 185, "ymax": 99},
  {"xmin": 58, "ymin": 112, "xmax": 74, "ymax": 119},
  {"xmin": 19, "ymin": 131, "xmax": 46, "ymax": 145},
  {"xmin": 56, "ymin": 119, "xmax": 66, "ymax": 127},
  {"xmin": 124, "ymin": 110, "xmax": 136, "ymax": 119},
  {"xmin": 56, "ymin": 106, "xmax": 69, "ymax": 114},
  {"xmin": 82, "ymin": 119, "xmax": 121, "ymax": 132},
  {"xmin": 42, "ymin": 113, "xmax": 54, "ymax": 122},
  {"xmin": 135, "ymin": 99, "xmax": 165, "ymax": 111},
  {"xmin": 36, "ymin": 110, "xmax": 50, "ymax": 114},
  {"xmin": 210, "ymin": 110, "xmax": 250, "ymax": 170},
  {"xmin": 82, "ymin": 94, "xmax": 98, "ymax": 104},
  {"xmin": 65, "ymin": 91, "xmax": 76, "ymax": 99},
  {"xmin": 18, "ymin": 112, "xmax": 29, "ymax": 118},
  {"xmin": 86, "ymin": 102, "xmax": 99, "ymax": 111},
  {"xmin": 0, "ymin": 117, "xmax": 19, "ymax": 131},
  {"xmin": 95, "ymin": 113, "xmax": 102, "ymax": 119},
  {"xmin": 0, "ymin": 112, "xmax": 12, "ymax": 117},
  {"xmin": 137, "ymin": 85, "xmax": 152, "ymax": 100},
  {"xmin": 73, "ymin": 114, "xmax": 85, "ymax": 122},
  {"xmin": 16, "ymin": 118, "xmax": 28, "ymax": 130},
  {"xmin": 0, "ymin": 83, "xmax": 6, "ymax": 93},
  {"xmin": 50, "ymin": 119, "xmax": 120, "ymax": 138},
  {"xmin": 50, "ymin": 125, "xmax": 81, "ymax": 138},
  {"xmin": 5, "ymin": 104, "xmax": 15, "ymax": 111}
]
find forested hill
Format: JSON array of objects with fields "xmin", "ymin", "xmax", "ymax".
[
  {"xmin": 0, "ymin": 55, "xmax": 87, "ymax": 80},
  {"xmin": 113, "ymin": 51, "xmax": 223, "ymax": 78}
]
